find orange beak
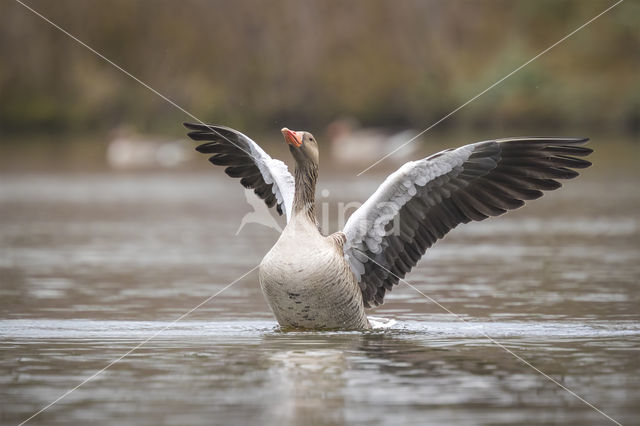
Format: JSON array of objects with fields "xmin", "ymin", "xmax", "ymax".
[{"xmin": 281, "ymin": 127, "xmax": 303, "ymax": 147}]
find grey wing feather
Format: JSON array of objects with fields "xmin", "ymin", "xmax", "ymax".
[
  {"xmin": 343, "ymin": 137, "xmax": 592, "ymax": 307},
  {"xmin": 184, "ymin": 122, "xmax": 295, "ymax": 221}
]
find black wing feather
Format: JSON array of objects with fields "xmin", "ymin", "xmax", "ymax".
[
  {"xmin": 184, "ymin": 122, "xmax": 290, "ymax": 217},
  {"xmin": 349, "ymin": 137, "xmax": 592, "ymax": 307}
]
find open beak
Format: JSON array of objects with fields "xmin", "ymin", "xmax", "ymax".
[{"xmin": 281, "ymin": 127, "xmax": 303, "ymax": 148}]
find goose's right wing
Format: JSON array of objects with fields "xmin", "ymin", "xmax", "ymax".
[{"xmin": 184, "ymin": 123, "xmax": 295, "ymax": 221}]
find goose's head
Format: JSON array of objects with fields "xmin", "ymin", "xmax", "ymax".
[{"xmin": 281, "ymin": 127, "xmax": 319, "ymax": 167}]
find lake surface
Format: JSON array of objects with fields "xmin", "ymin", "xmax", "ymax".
[{"xmin": 1, "ymin": 163, "xmax": 639, "ymax": 425}]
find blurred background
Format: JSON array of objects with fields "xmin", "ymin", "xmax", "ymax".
[
  {"xmin": 0, "ymin": 0, "xmax": 638, "ymax": 171},
  {"xmin": 1, "ymin": 1, "xmax": 640, "ymax": 425}
]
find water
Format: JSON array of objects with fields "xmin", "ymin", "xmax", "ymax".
[{"xmin": 1, "ymin": 169, "xmax": 639, "ymax": 425}]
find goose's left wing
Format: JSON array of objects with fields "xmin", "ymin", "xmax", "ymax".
[
  {"xmin": 342, "ymin": 137, "xmax": 592, "ymax": 307},
  {"xmin": 185, "ymin": 123, "xmax": 295, "ymax": 221}
]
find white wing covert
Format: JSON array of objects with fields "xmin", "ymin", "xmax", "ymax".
[
  {"xmin": 342, "ymin": 137, "xmax": 592, "ymax": 307},
  {"xmin": 185, "ymin": 123, "xmax": 295, "ymax": 221}
]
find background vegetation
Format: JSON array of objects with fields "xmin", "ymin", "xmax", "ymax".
[{"xmin": 1, "ymin": 0, "xmax": 638, "ymax": 140}]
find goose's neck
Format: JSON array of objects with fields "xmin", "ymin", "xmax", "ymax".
[{"xmin": 292, "ymin": 162, "xmax": 318, "ymax": 222}]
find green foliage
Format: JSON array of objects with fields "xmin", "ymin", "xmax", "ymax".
[{"xmin": 0, "ymin": 0, "xmax": 637, "ymax": 137}]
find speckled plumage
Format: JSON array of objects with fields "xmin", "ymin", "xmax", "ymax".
[{"xmin": 259, "ymin": 215, "xmax": 370, "ymax": 330}]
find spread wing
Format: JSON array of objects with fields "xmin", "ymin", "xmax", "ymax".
[
  {"xmin": 342, "ymin": 137, "xmax": 592, "ymax": 307},
  {"xmin": 184, "ymin": 122, "xmax": 295, "ymax": 221}
]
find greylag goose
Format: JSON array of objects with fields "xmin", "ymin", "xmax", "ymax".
[{"xmin": 185, "ymin": 122, "xmax": 592, "ymax": 330}]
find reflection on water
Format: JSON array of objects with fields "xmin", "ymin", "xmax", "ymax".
[
  {"xmin": 1, "ymin": 171, "xmax": 639, "ymax": 425},
  {"xmin": 2, "ymin": 319, "xmax": 639, "ymax": 425}
]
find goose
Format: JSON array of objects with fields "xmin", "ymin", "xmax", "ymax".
[{"xmin": 184, "ymin": 122, "xmax": 592, "ymax": 330}]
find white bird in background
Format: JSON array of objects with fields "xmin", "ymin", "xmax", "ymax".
[
  {"xmin": 235, "ymin": 188, "xmax": 283, "ymax": 235},
  {"xmin": 107, "ymin": 127, "xmax": 191, "ymax": 170},
  {"xmin": 326, "ymin": 118, "xmax": 420, "ymax": 168}
]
